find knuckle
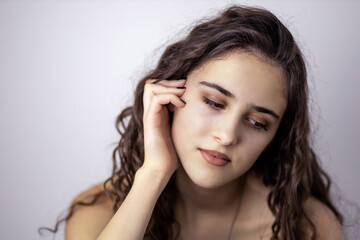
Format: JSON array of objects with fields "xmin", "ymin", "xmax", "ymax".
[
  {"xmin": 144, "ymin": 82, "xmax": 154, "ymax": 91},
  {"xmin": 145, "ymin": 79, "xmax": 155, "ymax": 84}
]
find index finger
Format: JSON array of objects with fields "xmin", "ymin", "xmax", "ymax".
[{"xmin": 151, "ymin": 79, "xmax": 186, "ymax": 87}]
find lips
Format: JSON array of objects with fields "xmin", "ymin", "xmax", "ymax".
[{"xmin": 199, "ymin": 148, "xmax": 231, "ymax": 166}]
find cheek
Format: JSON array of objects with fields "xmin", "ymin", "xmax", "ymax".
[
  {"xmin": 171, "ymin": 100, "xmax": 213, "ymax": 150},
  {"xmin": 242, "ymin": 131, "xmax": 276, "ymax": 163},
  {"xmin": 193, "ymin": 101, "xmax": 215, "ymax": 133},
  {"xmin": 246, "ymin": 141, "xmax": 266, "ymax": 162}
]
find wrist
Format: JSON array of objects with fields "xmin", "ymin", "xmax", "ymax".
[{"xmin": 134, "ymin": 166, "xmax": 172, "ymax": 191}]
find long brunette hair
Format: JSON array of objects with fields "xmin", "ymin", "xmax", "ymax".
[{"xmin": 40, "ymin": 5, "xmax": 342, "ymax": 239}]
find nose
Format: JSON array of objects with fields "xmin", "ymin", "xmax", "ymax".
[{"xmin": 212, "ymin": 116, "xmax": 241, "ymax": 146}]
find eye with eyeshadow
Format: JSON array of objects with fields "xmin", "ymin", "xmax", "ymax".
[
  {"xmin": 203, "ymin": 96, "xmax": 268, "ymax": 131},
  {"xmin": 203, "ymin": 97, "xmax": 225, "ymax": 110},
  {"xmin": 247, "ymin": 118, "xmax": 268, "ymax": 131}
]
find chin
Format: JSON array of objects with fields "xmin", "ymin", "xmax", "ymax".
[{"xmin": 179, "ymin": 162, "xmax": 239, "ymax": 189}]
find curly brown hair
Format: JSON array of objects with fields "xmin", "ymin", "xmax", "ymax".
[{"xmin": 39, "ymin": 5, "xmax": 343, "ymax": 240}]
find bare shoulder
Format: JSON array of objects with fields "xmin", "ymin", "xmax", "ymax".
[
  {"xmin": 65, "ymin": 182, "xmax": 116, "ymax": 240},
  {"xmin": 302, "ymin": 196, "xmax": 344, "ymax": 240}
]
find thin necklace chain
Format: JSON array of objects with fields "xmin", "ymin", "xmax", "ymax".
[{"xmin": 226, "ymin": 178, "xmax": 246, "ymax": 240}]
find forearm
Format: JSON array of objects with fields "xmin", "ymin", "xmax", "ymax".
[{"xmin": 96, "ymin": 167, "xmax": 170, "ymax": 240}]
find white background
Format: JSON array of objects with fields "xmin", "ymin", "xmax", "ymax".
[{"xmin": 0, "ymin": 1, "xmax": 359, "ymax": 239}]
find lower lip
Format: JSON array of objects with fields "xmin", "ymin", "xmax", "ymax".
[{"xmin": 199, "ymin": 149, "xmax": 230, "ymax": 167}]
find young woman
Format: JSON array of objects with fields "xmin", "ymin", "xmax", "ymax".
[{"xmin": 42, "ymin": 5, "xmax": 344, "ymax": 240}]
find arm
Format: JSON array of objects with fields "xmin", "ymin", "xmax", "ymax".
[
  {"xmin": 96, "ymin": 168, "xmax": 170, "ymax": 240},
  {"xmin": 95, "ymin": 79, "xmax": 187, "ymax": 240}
]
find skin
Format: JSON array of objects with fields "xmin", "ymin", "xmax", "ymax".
[
  {"xmin": 65, "ymin": 51, "xmax": 344, "ymax": 240},
  {"xmin": 170, "ymin": 51, "xmax": 287, "ymax": 239},
  {"xmin": 172, "ymin": 51, "xmax": 287, "ymax": 189}
]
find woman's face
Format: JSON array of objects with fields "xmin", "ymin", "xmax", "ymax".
[{"xmin": 171, "ymin": 51, "xmax": 287, "ymax": 189}]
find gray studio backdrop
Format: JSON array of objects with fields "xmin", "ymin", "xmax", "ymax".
[{"xmin": 0, "ymin": 1, "xmax": 359, "ymax": 239}]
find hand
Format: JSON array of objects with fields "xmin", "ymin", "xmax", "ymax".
[{"xmin": 141, "ymin": 79, "xmax": 186, "ymax": 179}]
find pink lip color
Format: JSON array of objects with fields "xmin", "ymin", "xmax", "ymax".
[{"xmin": 199, "ymin": 149, "xmax": 230, "ymax": 167}]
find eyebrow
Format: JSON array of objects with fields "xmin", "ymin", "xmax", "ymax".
[
  {"xmin": 199, "ymin": 81, "xmax": 235, "ymax": 98},
  {"xmin": 250, "ymin": 105, "xmax": 280, "ymax": 120},
  {"xmin": 199, "ymin": 80, "xmax": 280, "ymax": 120}
]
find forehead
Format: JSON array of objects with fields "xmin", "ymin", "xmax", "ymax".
[{"xmin": 187, "ymin": 52, "xmax": 287, "ymax": 116}]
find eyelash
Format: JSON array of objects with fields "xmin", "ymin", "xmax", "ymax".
[
  {"xmin": 203, "ymin": 97, "xmax": 225, "ymax": 110},
  {"xmin": 202, "ymin": 97, "xmax": 268, "ymax": 131},
  {"xmin": 247, "ymin": 118, "xmax": 268, "ymax": 131}
]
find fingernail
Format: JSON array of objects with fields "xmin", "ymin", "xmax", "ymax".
[
  {"xmin": 179, "ymin": 98, "xmax": 186, "ymax": 104},
  {"xmin": 176, "ymin": 87, "xmax": 186, "ymax": 89}
]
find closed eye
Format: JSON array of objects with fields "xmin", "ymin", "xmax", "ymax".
[
  {"xmin": 203, "ymin": 97, "xmax": 268, "ymax": 131},
  {"xmin": 247, "ymin": 118, "xmax": 268, "ymax": 131},
  {"xmin": 203, "ymin": 97, "xmax": 225, "ymax": 110}
]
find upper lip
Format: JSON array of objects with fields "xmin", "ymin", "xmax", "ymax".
[{"xmin": 199, "ymin": 148, "xmax": 231, "ymax": 161}]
